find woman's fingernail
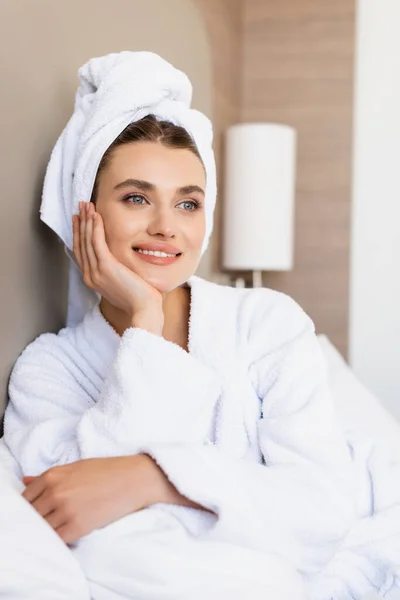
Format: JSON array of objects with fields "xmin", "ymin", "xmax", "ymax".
[{"xmin": 93, "ymin": 213, "xmax": 97, "ymax": 221}]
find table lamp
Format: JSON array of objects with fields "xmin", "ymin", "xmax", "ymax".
[{"xmin": 222, "ymin": 123, "xmax": 297, "ymax": 287}]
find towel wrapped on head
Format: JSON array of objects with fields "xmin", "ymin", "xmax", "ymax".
[{"xmin": 40, "ymin": 51, "xmax": 217, "ymax": 326}]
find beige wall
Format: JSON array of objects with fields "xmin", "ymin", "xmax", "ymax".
[{"xmin": 240, "ymin": 0, "xmax": 356, "ymax": 356}]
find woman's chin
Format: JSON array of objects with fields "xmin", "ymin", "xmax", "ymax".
[
  {"xmin": 137, "ymin": 270, "xmax": 189, "ymax": 294},
  {"xmin": 125, "ymin": 255, "xmax": 198, "ymax": 292}
]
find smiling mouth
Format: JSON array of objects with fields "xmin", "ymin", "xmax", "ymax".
[{"xmin": 133, "ymin": 248, "xmax": 182, "ymax": 258}]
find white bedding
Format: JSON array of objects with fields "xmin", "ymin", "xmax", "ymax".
[
  {"xmin": 318, "ymin": 335, "xmax": 400, "ymax": 458},
  {"xmin": 0, "ymin": 334, "xmax": 399, "ymax": 599},
  {"xmin": 0, "ymin": 445, "xmax": 90, "ymax": 599},
  {"xmin": 317, "ymin": 336, "xmax": 400, "ymax": 600}
]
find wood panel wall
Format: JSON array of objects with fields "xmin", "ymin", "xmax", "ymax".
[
  {"xmin": 241, "ymin": 0, "xmax": 356, "ymax": 357},
  {"xmin": 194, "ymin": 0, "xmax": 243, "ymax": 277}
]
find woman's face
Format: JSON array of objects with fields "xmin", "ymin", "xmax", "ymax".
[{"xmin": 94, "ymin": 141, "xmax": 206, "ymax": 293}]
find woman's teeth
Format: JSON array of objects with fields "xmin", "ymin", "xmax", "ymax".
[{"xmin": 134, "ymin": 248, "xmax": 177, "ymax": 258}]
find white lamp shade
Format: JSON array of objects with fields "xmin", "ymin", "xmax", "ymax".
[{"xmin": 222, "ymin": 123, "xmax": 296, "ymax": 271}]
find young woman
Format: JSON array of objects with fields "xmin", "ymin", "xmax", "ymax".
[{"xmin": 3, "ymin": 55, "xmax": 355, "ymax": 600}]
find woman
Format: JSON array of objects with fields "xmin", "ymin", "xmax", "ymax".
[{"xmin": 3, "ymin": 53, "xmax": 355, "ymax": 600}]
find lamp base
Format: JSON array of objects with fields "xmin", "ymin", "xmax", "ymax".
[
  {"xmin": 233, "ymin": 270, "xmax": 263, "ymax": 288},
  {"xmin": 252, "ymin": 270, "xmax": 263, "ymax": 288}
]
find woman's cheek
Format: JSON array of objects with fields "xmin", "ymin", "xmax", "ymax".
[
  {"xmin": 104, "ymin": 214, "xmax": 136, "ymax": 251},
  {"xmin": 185, "ymin": 217, "xmax": 205, "ymax": 250}
]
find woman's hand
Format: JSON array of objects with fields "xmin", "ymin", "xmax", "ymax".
[
  {"xmin": 22, "ymin": 456, "xmax": 209, "ymax": 544},
  {"xmin": 22, "ymin": 455, "xmax": 159, "ymax": 544},
  {"xmin": 72, "ymin": 201, "xmax": 164, "ymax": 332}
]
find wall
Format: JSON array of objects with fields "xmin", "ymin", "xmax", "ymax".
[
  {"xmin": 349, "ymin": 0, "xmax": 400, "ymax": 420},
  {"xmin": 241, "ymin": 0, "xmax": 356, "ymax": 357},
  {"xmin": 194, "ymin": 0, "xmax": 243, "ymax": 276}
]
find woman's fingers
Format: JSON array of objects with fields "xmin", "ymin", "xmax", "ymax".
[
  {"xmin": 72, "ymin": 215, "xmax": 82, "ymax": 270},
  {"xmin": 79, "ymin": 202, "xmax": 90, "ymax": 284},
  {"xmin": 31, "ymin": 490, "xmax": 56, "ymax": 519},
  {"xmin": 22, "ymin": 476, "xmax": 46, "ymax": 504},
  {"xmin": 56, "ymin": 523, "xmax": 80, "ymax": 545},
  {"xmin": 91, "ymin": 210, "xmax": 111, "ymax": 264},
  {"xmin": 73, "ymin": 201, "xmax": 99, "ymax": 280},
  {"xmin": 45, "ymin": 510, "xmax": 67, "ymax": 532},
  {"xmin": 22, "ymin": 476, "xmax": 36, "ymax": 485},
  {"xmin": 85, "ymin": 202, "xmax": 98, "ymax": 273}
]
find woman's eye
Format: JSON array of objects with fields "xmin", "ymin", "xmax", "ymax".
[
  {"xmin": 124, "ymin": 194, "xmax": 146, "ymax": 205},
  {"xmin": 179, "ymin": 200, "xmax": 199, "ymax": 212}
]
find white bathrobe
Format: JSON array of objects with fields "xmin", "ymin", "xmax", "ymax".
[{"xmin": 3, "ymin": 276, "xmax": 356, "ymax": 600}]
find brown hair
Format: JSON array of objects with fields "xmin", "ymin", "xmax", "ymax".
[{"xmin": 90, "ymin": 114, "xmax": 203, "ymax": 203}]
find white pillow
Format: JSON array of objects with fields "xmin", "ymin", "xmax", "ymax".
[
  {"xmin": 318, "ymin": 335, "xmax": 400, "ymax": 458},
  {"xmin": 0, "ymin": 441, "xmax": 90, "ymax": 599}
]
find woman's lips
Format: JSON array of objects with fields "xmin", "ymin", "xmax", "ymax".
[{"xmin": 133, "ymin": 250, "xmax": 181, "ymax": 266}]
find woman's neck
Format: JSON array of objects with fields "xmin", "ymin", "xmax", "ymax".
[{"xmin": 99, "ymin": 285, "xmax": 190, "ymax": 350}]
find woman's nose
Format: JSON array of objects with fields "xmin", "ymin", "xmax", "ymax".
[{"xmin": 147, "ymin": 210, "xmax": 175, "ymax": 238}]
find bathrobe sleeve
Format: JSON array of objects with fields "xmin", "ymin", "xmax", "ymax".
[
  {"xmin": 4, "ymin": 328, "xmax": 221, "ymax": 474},
  {"xmin": 138, "ymin": 295, "xmax": 357, "ymax": 578}
]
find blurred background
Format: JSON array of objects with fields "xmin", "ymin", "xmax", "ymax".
[{"xmin": 0, "ymin": 0, "xmax": 399, "ymax": 424}]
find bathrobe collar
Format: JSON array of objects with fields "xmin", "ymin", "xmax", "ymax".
[{"xmin": 79, "ymin": 275, "xmax": 220, "ymax": 370}]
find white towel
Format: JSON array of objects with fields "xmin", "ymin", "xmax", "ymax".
[{"xmin": 40, "ymin": 51, "xmax": 217, "ymax": 327}]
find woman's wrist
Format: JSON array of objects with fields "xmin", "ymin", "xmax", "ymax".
[
  {"xmin": 135, "ymin": 453, "xmax": 172, "ymax": 507},
  {"xmin": 140, "ymin": 454, "xmax": 209, "ymax": 512},
  {"xmin": 129, "ymin": 309, "xmax": 164, "ymax": 336}
]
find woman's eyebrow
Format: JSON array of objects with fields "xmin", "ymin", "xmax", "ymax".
[
  {"xmin": 178, "ymin": 185, "xmax": 205, "ymax": 196},
  {"xmin": 113, "ymin": 179, "xmax": 205, "ymax": 196},
  {"xmin": 113, "ymin": 178, "xmax": 154, "ymax": 192}
]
